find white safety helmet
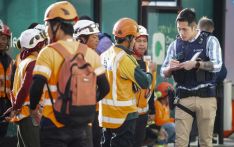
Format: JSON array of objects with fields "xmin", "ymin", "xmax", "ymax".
[
  {"xmin": 138, "ymin": 25, "xmax": 148, "ymax": 37},
  {"xmin": 73, "ymin": 20, "xmax": 100, "ymax": 39},
  {"xmin": 19, "ymin": 29, "xmax": 46, "ymax": 49}
]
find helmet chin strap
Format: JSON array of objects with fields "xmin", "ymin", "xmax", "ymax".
[
  {"xmin": 133, "ymin": 49, "xmax": 144, "ymax": 58},
  {"xmin": 50, "ymin": 23, "xmax": 60, "ymax": 43},
  {"xmin": 126, "ymin": 36, "xmax": 135, "ymax": 54}
]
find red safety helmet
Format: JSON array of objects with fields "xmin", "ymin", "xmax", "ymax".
[
  {"xmin": 0, "ymin": 23, "xmax": 11, "ymax": 37},
  {"xmin": 156, "ymin": 82, "xmax": 174, "ymax": 98}
]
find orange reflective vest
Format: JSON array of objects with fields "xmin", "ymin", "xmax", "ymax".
[
  {"xmin": 136, "ymin": 61, "xmax": 156, "ymax": 115},
  {"xmin": 0, "ymin": 59, "xmax": 13, "ymax": 99},
  {"xmin": 154, "ymin": 100, "xmax": 174, "ymax": 126}
]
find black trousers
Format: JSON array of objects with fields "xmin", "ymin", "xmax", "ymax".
[
  {"xmin": 101, "ymin": 118, "xmax": 136, "ymax": 147},
  {"xmin": 40, "ymin": 124, "xmax": 93, "ymax": 147},
  {"xmin": 93, "ymin": 111, "xmax": 102, "ymax": 147},
  {"xmin": 0, "ymin": 98, "xmax": 11, "ymax": 138},
  {"xmin": 134, "ymin": 113, "xmax": 148, "ymax": 147},
  {"xmin": 17, "ymin": 117, "xmax": 40, "ymax": 147}
]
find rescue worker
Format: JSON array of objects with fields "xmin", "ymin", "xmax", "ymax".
[
  {"xmin": 29, "ymin": 1, "xmax": 109, "ymax": 147},
  {"xmin": 73, "ymin": 19, "xmax": 102, "ymax": 147},
  {"xmin": 132, "ymin": 25, "xmax": 157, "ymax": 147},
  {"xmin": 6, "ymin": 28, "xmax": 47, "ymax": 147},
  {"xmin": 73, "ymin": 19, "xmax": 100, "ymax": 50},
  {"xmin": 0, "ymin": 20, "xmax": 14, "ymax": 138},
  {"xmin": 161, "ymin": 8, "xmax": 222, "ymax": 147},
  {"xmin": 100, "ymin": 18, "xmax": 155, "ymax": 147},
  {"xmin": 154, "ymin": 82, "xmax": 175, "ymax": 145}
]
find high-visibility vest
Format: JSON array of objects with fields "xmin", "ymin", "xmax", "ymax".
[
  {"xmin": 11, "ymin": 55, "xmax": 36, "ymax": 122},
  {"xmin": 99, "ymin": 46, "xmax": 138, "ymax": 129},
  {"xmin": 0, "ymin": 59, "xmax": 13, "ymax": 98},
  {"xmin": 15, "ymin": 54, "xmax": 21, "ymax": 68},
  {"xmin": 33, "ymin": 40, "xmax": 104, "ymax": 128},
  {"xmin": 136, "ymin": 61, "xmax": 157, "ymax": 114}
]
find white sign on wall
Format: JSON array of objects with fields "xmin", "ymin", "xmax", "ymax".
[{"xmin": 152, "ymin": 32, "xmax": 165, "ymax": 65}]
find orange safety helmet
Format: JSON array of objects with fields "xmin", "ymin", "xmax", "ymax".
[
  {"xmin": 112, "ymin": 18, "xmax": 139, "ymax": 38},
  {"xmin": 44, "ymin": 1, "xmax": 78, "ymax": 22},
  {"xmin": 156, "ymin": 82, "xmax": 174, "ymax": 98}
]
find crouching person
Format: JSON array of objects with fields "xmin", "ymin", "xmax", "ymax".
[{"xmin": 154, "ymin": 82, "xmax": 175, "ymax": 145}]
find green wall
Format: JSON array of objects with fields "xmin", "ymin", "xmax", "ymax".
[
  {"xmin": 101, "ymin": 0, "xmax": 138, "ymax": 35},
  {"xmin": 0, "ymin": 0, "xmax": 213, "ymax": 61},
  {"xmin": 0, "ymin": 0, "xmax": 93, "ymax": 57}
]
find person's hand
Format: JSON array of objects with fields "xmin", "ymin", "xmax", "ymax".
[
  {"xmin": 148, "ymin": 62, "xmax": 157, "ymax": 73},
  {"xmin": 30, "ymin": 109, "xmax": 41, "ymax": 126},
  {"xmin": 169, "ymin": 59, "xmax": 182, "ymax": 71},
  {"xmin": 4, "ymin": 107, "xmax": 19, "ymax": 122},
  {"xmin": 180, "ymin": 60, "xmax": 196, "ymax": 70},
  {"xmin": 148, "ymin": 114, "xmax": 155, "ymax": 122}
]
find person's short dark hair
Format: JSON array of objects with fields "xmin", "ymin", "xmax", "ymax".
[
  {"xmin": 115, "ymin": 35, "xmax": 134, "ymax": 44},
  {"xmin": 198, "ymin": 16, "xmax": 214, "ymax": 33},
  {"xmin": 27, "ymin": 23, "xmax": 39, "ymax": 29},
  {"xmin": 77, "ymin": 35, "xmax": 89, "ymax": 44},
  {"xmin": 176, "ymin": 8, "xmax": 197, "ymax": 26},
  {"xmin": 48, "ymin": 18, "xmax": 74, "ymax": 36},
  {"xmin": 79, "ymin": 15, "xmax": 93, "ymax": 21}
]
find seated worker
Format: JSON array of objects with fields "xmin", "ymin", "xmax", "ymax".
[{"xmin": 154, "ymin": 82, "xmax": 175, "ymax": 145}]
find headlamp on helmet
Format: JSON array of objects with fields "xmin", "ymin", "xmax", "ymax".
[
  {"xmin": 137, "ymin": 25, "xmax": 148, "ymax": 38},
  {"xmin": 19, "ymin": 29, "xmax": 47, "ymax": 49},
  {"xmin": 73, "ymin": 20, "xmax": 100, "ymax": 39}
]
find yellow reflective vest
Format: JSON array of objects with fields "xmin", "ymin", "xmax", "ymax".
[
  {"xmin": 99, "ymin": 46, "xmax": 141, "ymax": 129},
  {"xmin": 11, "ymin": 54, "xmax": 37, "ymax": 122}
]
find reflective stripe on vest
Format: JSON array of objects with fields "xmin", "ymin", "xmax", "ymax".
[
  {"xmin": 0, "ymin": 87, "xmax": 10, "ymax": 93},
  {"xmin": 43, "ymin": 84, "xmax": 57, "ymax": 92},
  {"xmin": 34, "ymin": 65, "xmax": 52, "ymax": 77},
  {"xmin": 112, "ymin": 50, "xmax": 125, "ymax": 101},
  {"xmin": 101, "ymin": 98, "xmax": 136, "ymax": 107},
  {"xmin": 43, "ymin": 98, "xmax": 55, "ymax": 106},
  {"xmin": 0, "ymin": 75, "xmax": 10, "ymax": 80},
  {"xmin": 101, "ymin": 116, "xmax": 125, "ymax": 125},
  {"xmin": 137, "ymin": 105, "xmax": 149, "ymax": 114}
]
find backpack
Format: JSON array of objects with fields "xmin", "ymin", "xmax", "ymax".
[{"xmin": 47, "ymin": 42, "xmax": 97, "ymax": 126}]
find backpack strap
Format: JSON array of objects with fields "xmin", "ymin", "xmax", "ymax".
[
  {"xmin": 48, "ymin": 42, "xmax": 87, "ymax": 58},
  {"xmin": 48, "ymin": 42, "xmax": 71, "ymax": 58},
  {"xmin": 76, "ymin": 43, "xmax": 87, "ymax": 57}
]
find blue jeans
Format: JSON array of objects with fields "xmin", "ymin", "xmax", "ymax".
[{"xmin": 158, "ymin": 123, "xmax": 175, "ymax": 144}]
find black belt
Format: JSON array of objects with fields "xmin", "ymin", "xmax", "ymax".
[{"xmin": 176, "ymin": 86, "xmax": 216, "ymax": 99}]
